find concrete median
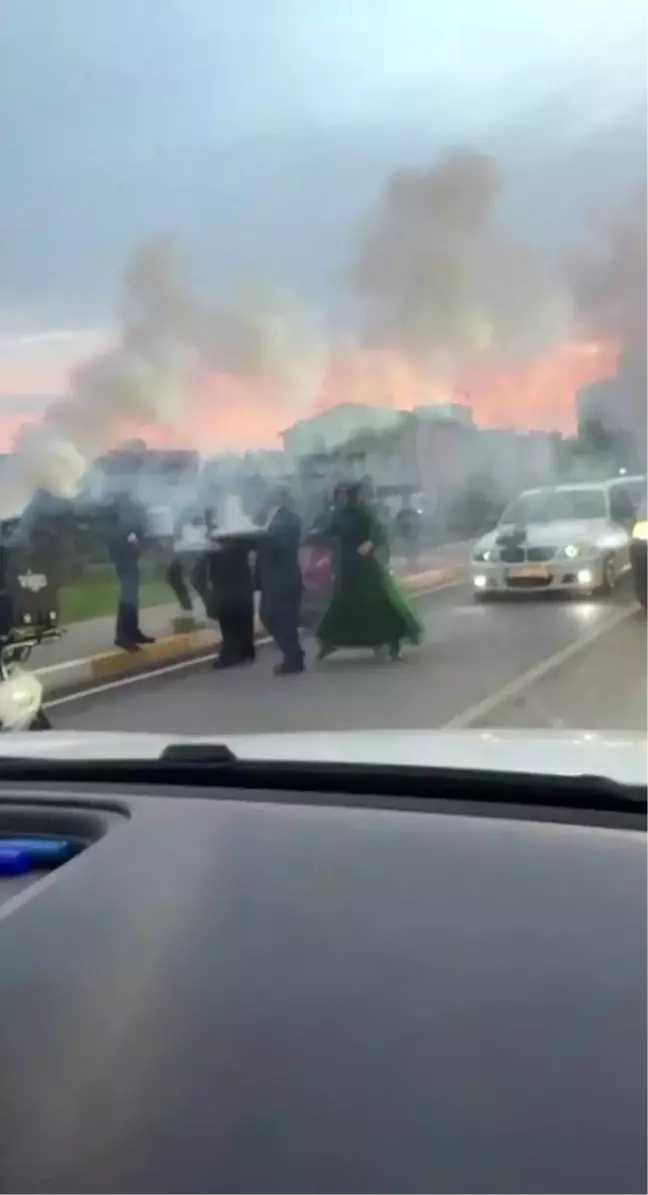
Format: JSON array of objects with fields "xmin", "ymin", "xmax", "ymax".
[{"xmin": 36, "ymin": 543, "xmax": 472, "ymax": 696}]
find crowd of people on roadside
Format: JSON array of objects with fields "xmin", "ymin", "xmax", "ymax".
[{"xmin": 106, "ymin": 483, "xmax": 424, "ymax": 676}]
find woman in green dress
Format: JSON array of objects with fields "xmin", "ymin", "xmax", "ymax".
[{"xmin": 316, "ymin": 484, "xmax": 424, "ymax": 660}]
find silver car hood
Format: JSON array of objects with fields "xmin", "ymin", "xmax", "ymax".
[
  {"xmin": 0, "ymin": 729, "xmax": 645, "ymax": 786},
  {"xmin": 476, "ymin": 519, "xmax": 621, "ymax": 550}
]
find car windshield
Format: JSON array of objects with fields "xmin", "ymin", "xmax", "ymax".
[
  {"xmin": 500, "ymin": 490, "xmax": 608, "ymax": 525},
  {"xmin": 0, "ymin": 0, "xmax": 645, "ymax": 754},
  {"xmin": 618, "ymin": 479, "xmax": 648, "ymax": 509}
]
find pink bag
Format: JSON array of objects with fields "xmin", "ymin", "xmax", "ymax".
[{"xmin": 300, "ymin": 545, "xmax": 332, "ymax": 595}]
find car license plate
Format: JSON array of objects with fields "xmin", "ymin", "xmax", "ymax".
[{"xmin": 508, "ymin": 564, "xmax": 550, "ymax": 579}]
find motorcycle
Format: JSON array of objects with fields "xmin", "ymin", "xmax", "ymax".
[
  {"xmin": 0, "ymin": 516, "xmax": 64, "ymax": 732},
  {"xmin": 0, "ymin": 629, "xmax": 59, "ymax": 732}
]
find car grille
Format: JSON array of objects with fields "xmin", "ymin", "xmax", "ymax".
[
  {"xmin": 499, "ymin": 546, "xmax": 555, "ymax": 563},
  {"xmin": 527, "ymin": 546, "xmax": 555, "ymax": 562},
  {"xmin": 506, "ymin": 576, "xmax": 553, "ymax": 589}
]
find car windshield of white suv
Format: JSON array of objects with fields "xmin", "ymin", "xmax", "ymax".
[{"xmin": 500, "ymin": 490, "xmax": 608, "ymax": 525}]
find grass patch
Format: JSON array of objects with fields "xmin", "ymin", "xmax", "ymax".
[{"xmin": 60, "ymin": 563, "xmax": 172, "ymax": 624}]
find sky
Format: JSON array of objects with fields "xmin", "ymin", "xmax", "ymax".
[{"xmin": 0, "ymin": 0, "xmax": 646, "ymax": 438}]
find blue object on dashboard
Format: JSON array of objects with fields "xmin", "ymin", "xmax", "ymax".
[
  {"xmin": 0, "ymin": 837, "xmax": 74, "ymax": 864},
  {"xmin": 0, "ymin": 846, "xmax": 33, "ymax": 876}
]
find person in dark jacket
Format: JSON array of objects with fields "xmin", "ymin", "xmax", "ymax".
[
  {"xmin": 206, "ymin": 535, "xmax": 256, "ymax": 669},
  {"xmin": 105, "ymin": 497, "xmax": 155, "ymax": 651},
  {"xmin": 256, "ymin": 488, "xmax": 304, "ymax": 675}
]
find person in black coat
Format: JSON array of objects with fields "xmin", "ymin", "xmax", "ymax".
[
  {"xmin": 256, "ymin": 488, "xmax": 304, "ymax": 675},
  {"xmin": 206, "ymin": 535, "xmax": 256, "ymax": 669},
  {"xmin": 105, "ymin": 497, "xmax": 155, "ymax": 651}
]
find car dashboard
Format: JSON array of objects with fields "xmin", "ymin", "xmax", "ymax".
[{"xmin": 0, "ymin": 771, "xmax": 646, "ymax": 1195}]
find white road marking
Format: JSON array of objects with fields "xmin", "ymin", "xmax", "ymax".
[
  {"xmin": 35, "ymin": 656, "xmax": 95, "ymax": 675},
  {"xmin": 44, "ymin": 579, "xmax": 467, "ymax": 709},
  {"xmin": 444, "ymin": 603, "xmax": 635, "ymax": 729}
]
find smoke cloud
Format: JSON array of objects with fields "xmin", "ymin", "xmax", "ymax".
[
  {"xmin": 567, "ymin": 184, "xmax": 647, "ymax": 350},
  {"xmin": 569, "ymin": 186, "xmax": 647, "ymax": 438},
  {"xmin": 4, "ymin": 245, "xmax": 331, "ymax": 514},
  {"xmin": 347, "ymin": 148, "xmax": 573, "ymax": 377},
  {"xmin": 207, "ymin": 288, "xmax": 328, "ymax": 411},
  {"xmin": 3, "ymin": 154, "xmax": 645, "ymax": 513},
  {"xmin": 4, "ymin": 241, "xmax": 203, "ymax": 516}
]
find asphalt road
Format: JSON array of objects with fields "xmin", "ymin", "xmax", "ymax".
[{"xmin": 48, "ymin": 577, "xmax": 646, "ymax": 735}]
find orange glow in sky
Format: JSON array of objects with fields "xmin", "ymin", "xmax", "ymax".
[
  {"xmin": 0, "ymin": 338, "xmax": 617, "ymax": 454},
  {"xmin": 461, "ymin": 341, "xmax": 618, "ymax": 432}
]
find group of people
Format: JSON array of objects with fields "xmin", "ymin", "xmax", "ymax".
[
  {"xmin": 107, "ymin": 482, "xmax": 424, "ymax": 674},
  {"xmin": 208, "ymin": 491, "xmax": 305, "ymax": 676}
]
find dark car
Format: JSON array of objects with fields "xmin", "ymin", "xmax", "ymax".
[{"xmin": 630, "ymin": 498, "xmax": 647, "ymax": 608}]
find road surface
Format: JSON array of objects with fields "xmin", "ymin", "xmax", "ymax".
[{"xmin": 47, "ymin": 578, "xmax": 646, "ymax": 735}]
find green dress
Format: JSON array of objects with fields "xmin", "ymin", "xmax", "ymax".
[{"xmin": 316, "ymin": 502, "xmax": 424, "ymax": 651}]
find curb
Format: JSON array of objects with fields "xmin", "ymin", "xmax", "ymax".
[{"xmin": 36, "ymin": 556, "xmax": 470, "ymax": 697}]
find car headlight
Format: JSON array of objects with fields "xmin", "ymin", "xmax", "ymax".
[
  {"xmin": 472, "ymin": 548, "xmax": 498, "ymax": 563},
  {"xmin": 633, "ymin": 519, "xmax": 647, "ymax": 542}
]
